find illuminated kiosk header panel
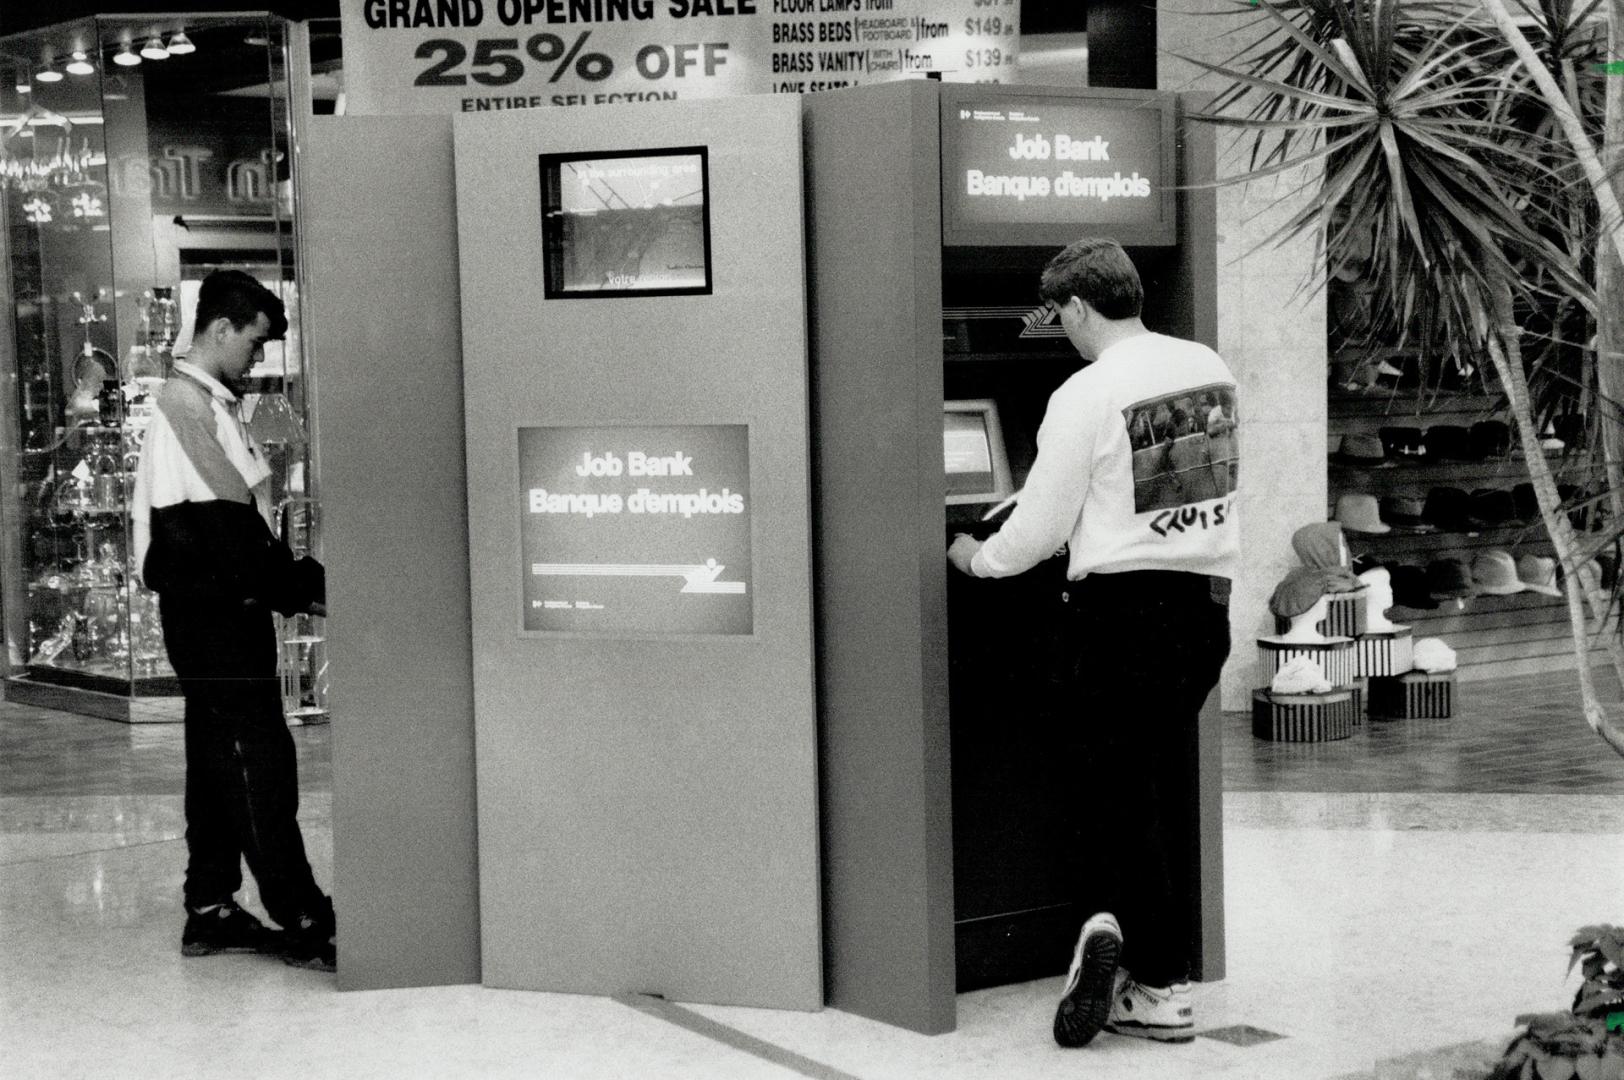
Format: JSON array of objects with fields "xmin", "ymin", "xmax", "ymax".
[
  {"xmin": 943, "ymin": 399, "xmax": 1014, "ymax": 507},
  {"xmin": 939, "ymin": 85, "xmax": 1178, "ymax": 248}
]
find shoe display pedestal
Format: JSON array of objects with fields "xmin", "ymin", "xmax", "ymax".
[
  {"xmin": 1251, "ymin": 688, "xmax": 1356, "ymax": 742},
  {"xmin": 1369, "ymin": 670, "xmax": 1455, "ymax": 720}
]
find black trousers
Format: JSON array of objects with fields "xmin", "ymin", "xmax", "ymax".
[
  {"xmin": 161, "ymin": 597, "xmax": 328, "ymax": 931},
  {"xmin": 1059, "ymin": 570, "xmax": 1230, "ymax": 987}
]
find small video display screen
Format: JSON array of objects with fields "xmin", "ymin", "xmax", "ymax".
[
  {"xmin": 944, "ymin": 399, "xmax": 1014, "ymax": 505},
  {"xmin": 539, "ymin": 147, "xmax": 712, "ymax": 299}
]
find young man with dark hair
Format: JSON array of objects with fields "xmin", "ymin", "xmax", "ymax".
[
  {"xmin": 948, "ymin": 238, "xmax": 1238, "ymax": 1047},
  {"xmin": 132, "ymin": 269, "xmax": 334, "ymax": 971}
]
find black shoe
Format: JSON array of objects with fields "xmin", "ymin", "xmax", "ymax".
[
  {"xmin": 181, "ymin": 902, "xmax": 281, "ymax": 958},
  {"xmin": 1053, "ymin": 912, "xmax": 1122, "ymax": 1048},
  {"xmin": 281, "ymin": 911, "xmax": 336, "ymax": 972}
]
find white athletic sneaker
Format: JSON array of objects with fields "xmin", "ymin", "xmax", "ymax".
[
  {"xmin": 1105, "ymin": 971, "xmax": 1195, "ymax": 1043},
  {"xmin": 1052, "ymin": 912, "xmax": 1122, "ymax": 1048}
]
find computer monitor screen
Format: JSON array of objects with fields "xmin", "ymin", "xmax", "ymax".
[
  {"xmin": 539, "ymin": 146, "xmax": 713, "ymax": 299},
  {"xmin": 944, "ymin": 399, "xmax": 1014, "ymax": 505}
]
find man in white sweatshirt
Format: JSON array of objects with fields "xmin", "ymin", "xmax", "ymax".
[{"xmin": 948, "ymin": 238, "xmax": 1236, "ymax": 1048}]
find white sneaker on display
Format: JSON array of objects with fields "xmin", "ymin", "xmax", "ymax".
[{"xmin": 1105, "ymin": 970, "xmax": 1196, "ymax": 1043}]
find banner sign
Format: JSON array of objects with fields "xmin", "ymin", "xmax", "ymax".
[
  {"xmin": 341, "ymin": 0, "xmax": 1018, "ymax": 113},
  {"xmin": 518, "ymin": 423, "xmax": 753, "ymax": 635}
]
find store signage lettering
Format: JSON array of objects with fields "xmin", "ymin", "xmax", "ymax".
[
  {"xmin": 518, "ymin": 424, "xmax": 752, "ymax": 635},
  {"xmin": 340, "ymin": 0, "xmax": 1016, "ymax": 114},
  {"xmin": 945, "ymin": 97, "xmax": 1168, "ymax": 233}
]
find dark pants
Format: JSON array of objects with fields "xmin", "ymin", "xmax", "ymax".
[
  {"xmin": 161, "ymin": 597, "xmax": 328, "ymax": 931},
  {"xmin": 1060, "ymin": 570, "xmax": 1229, "ymax": 987}
]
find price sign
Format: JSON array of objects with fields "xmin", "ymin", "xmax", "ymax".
[{"xmin": 340, "ymin": 0, "xmax": 1020, "ymax": 114}]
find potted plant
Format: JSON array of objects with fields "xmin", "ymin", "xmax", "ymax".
[{"xmin": 1490, "ymin": 926, "xmax": 1624, "ymax": 1080}]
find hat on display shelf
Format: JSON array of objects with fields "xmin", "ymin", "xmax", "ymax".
[
  {"xmin": 1335, "ymin": 493, "xmax": 1391, "ymax": 535},
  {"xmin": 1412, "ymin": 637, "xmax": 1458, "ymax": 673},
  {"xmin": 1512, "ymin": 482, "xmax": 1540, "ymax": 522},
  {"xmin": 1515, "ymin": 553, "xmax": 1562, "ymax": 598},
  {"xmin": 1469, "ymin": 549, "xmax": 1526, "ymax": 596},
  {"xmin": 1466, "ymin": 488, "xmax": 1522, "ymax": 529},
  {"xmin": 1379, "ymin": 425, "xmax": 1427, "ymax": 461},
  {"xmin": 1426, "ymin": 556, "xmax": 1477, "ymax": 602},
  {"xmin": 1379, "ymin": 490, "xmax": 1433, "ymax": 534},
  {"xmin": 1332, "ymin": 433, "xmax": 1389, "ymax": 469},
  {"xmin": 1423, "ymin": 425, "xmax": 1474, "ymax": 461},
  {"xmin": 1422, "ymin": 486, "xmax": 1474, "ymax": 533},
  {"xmin": 1389, "ymin": 562, "xmax": 1440, "ymax": 610},
  {"xmin": 1469, "ymin": 419, "xmax": 1513, "ymax": 459}
]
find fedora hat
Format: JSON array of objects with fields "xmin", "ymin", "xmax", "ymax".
[
  {"xmin": 1427, "ymin": 556, "xmax": 1477, "ymax": 601},
  {"xmin": 1470, "ymin": 420, "xmax": 1512, "ymax": 459},
  {"xmin": 1424, "ymin": 425, "xmax": 1473, "ymax": 461},
  {"xmin": 1332, "ymin": 432, "xmax": 1389, "ymax": 469},
  {"xmin": 1389, "ymin": 562, "xmax": 1440, "ymax": 610},
  {"xmin": 1512, "ymin": 482, "xmax": 1540, "ymax": 522},
  {"xmin": 1335, "ymin": 492, "xmax": 1390, "ymax": 535},
  {"xmin": 1379, "ymin": 426, "xmax": 1427, "ymax": 461},
  {"xmin": 1379, "ymin": 490, "xmax": 1433, "ymax": 534},
  {"xmin": 1467, "ymin": 488, "xmax": 1522, "ymax": 529},
  {"xmin": 1470, "ymin": 549, "xmax": 1526, "ymax": 595},
  {"xmin": 1516, "ymin": 553, "xmax": 1562, "ymax": 598},
  {"xmin": 1422, "ymin": 486, "xmax": 1473, "ymax": 533}
]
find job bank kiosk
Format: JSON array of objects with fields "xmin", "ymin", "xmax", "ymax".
[
  {"xmin": 804, "ymin": 80, "xmax": 1222, "ymax": 1033},
  {"xmin": 300, "ymin": 80, "xmax": 1217, "ymax": 1037}
]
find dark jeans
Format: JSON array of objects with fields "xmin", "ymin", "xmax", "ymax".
[
  {"xmin": 1059, "ymin": 569, "xmax": 1230, "ymax": 987},
  {"xmin": 161, "ymin": 596, "xmax": 329, "ymax": 931}
]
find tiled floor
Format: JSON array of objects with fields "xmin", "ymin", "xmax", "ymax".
[{"xmin": 4, "ymin": 671, "xmax": 1623, "ymax": 1079}]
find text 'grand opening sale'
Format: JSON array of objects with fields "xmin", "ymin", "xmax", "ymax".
[
  {"xmin": 340, "ymin": 0, "xmax": 1018, "ymax": 113},
  {"xmin": 518, "ymin": 424, "xmax": 753, "ymax": 635}
]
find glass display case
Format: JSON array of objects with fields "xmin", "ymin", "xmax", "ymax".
[{"xmin": 0, "ymin": 14, "xmax": 324, "ymax": 721}]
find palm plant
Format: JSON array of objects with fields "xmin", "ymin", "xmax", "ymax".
[{"xmin": 1179, "ymin": 0, "xmax": 1624, "ymax": 752}]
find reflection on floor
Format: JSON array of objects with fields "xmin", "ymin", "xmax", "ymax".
[{"xmin": 4, "ymin": 670, "xmax": 1621, "ymax": 1079}]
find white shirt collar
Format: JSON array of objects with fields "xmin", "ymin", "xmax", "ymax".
[{"xmin": 171, "ymin": 359, "xmax": 238, "ymax": 404}]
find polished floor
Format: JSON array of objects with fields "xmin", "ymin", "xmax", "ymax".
[{"xmin": 5, "ymin": 672, "xmax": 1623, "ymax": 1079}]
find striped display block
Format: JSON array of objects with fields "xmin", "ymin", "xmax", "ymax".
[
  {"xmin": 1258, "ymin": 636, "xmax": 1356, "ymax": 690},
  {"xmin": 1272, "ymin": 587, "xmax": 1368, "ymax": 639},
  {"xmin": 1369, "ymin": 670, "xmax": 1455, "ymax": 720},
  {"xmin": 1251, "ymin": 688, "xmax": 1355, "ymax": 742},
  {"xmin": 1350, "ymin": 676, "xmax": 1367, "ymax": 723},
  {"xmin": 1355, "ymin": 627, "xmax": 1413, "ymax": 678}
]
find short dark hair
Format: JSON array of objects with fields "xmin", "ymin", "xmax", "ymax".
[
  {"xmin": 1038, "ymin": 238, "xmax": 1144, "ymax": 319},
  {"xmin": 193, "ymin": 269, "xmax": 288, "ymax": 340}
]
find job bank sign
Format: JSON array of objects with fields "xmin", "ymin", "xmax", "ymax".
[
  {"xmin": 339, "ymin": 0, "xmax": 1018, "ymax": 113},
  {"xmin": 517, "ymin": 424, "xmax": 753, "ymax": 635}
]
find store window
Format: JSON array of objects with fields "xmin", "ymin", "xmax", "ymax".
[{"xmin": 0, "ymin": 15, "xmax": 322, "ymax": 720}]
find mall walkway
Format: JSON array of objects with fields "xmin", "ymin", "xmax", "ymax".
[{"xmin": 5, "ymin": 673, "xmax": 1623, "ymax": 1079}]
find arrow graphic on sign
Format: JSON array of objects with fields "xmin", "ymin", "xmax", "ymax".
[{"xmin": 530, "ymin": 558, "xmax": 747, "ymax": 594}]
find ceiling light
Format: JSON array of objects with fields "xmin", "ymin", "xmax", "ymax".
[
  {"xmin": 65, "ymin": 51, "xmax": 95, "ymax": 76},
  {"xmin": 112, "ymin": 44, "xmax": 141, "ymax": 67},
  {"xmin": 165, "ymin": 31, "xmax": 194, "ymax": 55},
  {"xmin": 14, "ymin": 71, "xmax": 30, "ymax": 93},
  {"xmin": 139, "ymin": 36, "xmax": 169, "ymax": 61},
  {"xmin": 35, "ymin": 61, "xmax": 62, "ymax": 83}
]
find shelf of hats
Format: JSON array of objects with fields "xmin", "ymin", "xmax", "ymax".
[{"xmin": 1319, "ymin": 367, "xmax": 1617, "ymax": 691}]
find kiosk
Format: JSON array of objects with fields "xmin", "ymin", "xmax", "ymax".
[{"xmin": 806, "ymin": 81, "xmax": 1222, "ymax": 1033}]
